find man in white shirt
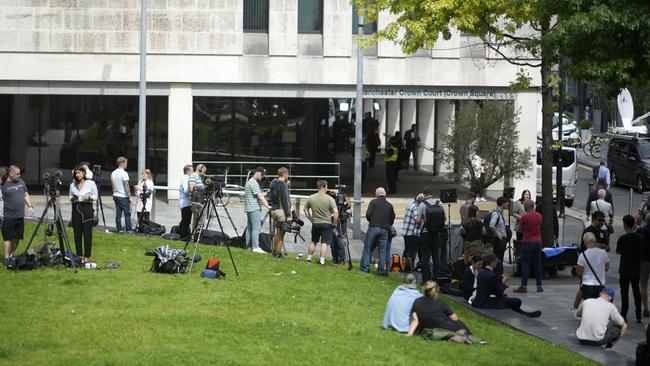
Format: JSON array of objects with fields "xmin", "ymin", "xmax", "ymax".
[
  {"xmin": 178, "ymin": 164, "xmax": 193, "ymax": 239},
  {"xmin": 590, "ymin": 189, "xmax": 614, "ymax": 226},
  {"xmin": 577, "ymin": 232, "xmax": 610, "ymax": 300},
  {"xmin": 111, "ymin": 157, "xmax": 132, "ymax": 233},
  {"xmin": 576, "ymin": 288, "xmax": 627, "ymax": 348}
]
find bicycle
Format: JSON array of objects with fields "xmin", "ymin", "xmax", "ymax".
[{"xmin": 216, "ymin": 167, "xmax": 245, "ymax": 207}]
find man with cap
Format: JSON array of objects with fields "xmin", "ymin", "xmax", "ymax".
[
  {"xmin": 244, "ymin": 167, "xmax": 270, "ymax": 254},
  {"xmin": 576, "ymin": 288, "xmax": 628, "ymax": 348},
  {"xmin": 382, "ymin": 274, "xmax": 422, "ymax": 332}
]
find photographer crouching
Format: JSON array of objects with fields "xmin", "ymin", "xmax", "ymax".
[
  {"xmin": 269, "ymin": 167, "xmax": 291, "ymax": 258},
  {"xmin": 303, "ymin": 180, "xmax": 338, "ymax": 266},
  {"xmin": 70, "ymin": 166, "xmax": 98, "ymax": 264}
]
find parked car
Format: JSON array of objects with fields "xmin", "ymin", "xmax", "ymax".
[
  {"xmin": 536, "ymin": 146, "xmax": 577, "ymax": 207},
  {"xmin": 537, "ymin": 113, "xmax": 579, "ymax": 142},
  {"xmin": 608, "ymin": 134, "xmax": 650, "ymax": 192}
]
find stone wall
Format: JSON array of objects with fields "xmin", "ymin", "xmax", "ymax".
[{"xmin": 0, "ymin": 0, "xmax": 243, "ymax": 54}]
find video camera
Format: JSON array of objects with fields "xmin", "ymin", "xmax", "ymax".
[
  {"xmin": 328, "ymin": 184, "xmax": 350, "ymax": 221},
  {"xmin": 277, "ymin": 210, "xmax": 304, "ymax": 236},
  {"xmin": 204, "ymin": 175, "xmax": 225, "ymax": 198},
  {"xmin": 92, "ymin": 165, "xmax": 103, "ymax": 184},
  {"xmin": 140, "ymin": 182, "xmax": 152, "ymax": 201},
  {"xmin": 42, "ymin": 170, "xmax": 63, "ymax": 198}
]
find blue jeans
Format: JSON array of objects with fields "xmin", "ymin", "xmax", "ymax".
[
  {"xmin": 246, "ymin": 210, "xmax": 262, "ymax": 250},
  {"xmin": 521, "ymin": 241, "xmax": 543, "ymax": 287},
  {"xmin": 113, "ymin": 196, "xmax": 132, "ymax": 232},
  {"xmin": 360, "ymin": 226, "xmax": 388, "ymax": 275}
]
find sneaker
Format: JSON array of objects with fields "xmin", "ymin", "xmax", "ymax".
[
  {"xmin": 306, "ymin": 258, "xmax": 312, "ymax": 264},
  {"xmin": 252, "ymin": 248, "xmax": 266, "ymax": 254},
  {"xmin": 537, "ymin": 287, "xmax": 544, "ymax": 293},
  {"xmin": 513, "ymin": 287, "xmax": 527, "ymax": 293}
]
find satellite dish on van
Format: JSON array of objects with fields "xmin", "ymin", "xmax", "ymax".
[{"xmin": 615, "ymin": 88, "xmax": 647, "ymax": 134}]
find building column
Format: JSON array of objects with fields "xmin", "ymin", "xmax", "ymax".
[
  {"xmin": 167, "ymin": 84, "xmax": 193, "ymax": 200},
  {"xmin": 514, "ymin": 90, "xmax": 541, "ymax": 198},
  {"xmin": 435, "ymin": 100, "xmax": 455, "ymax": 175},
  {"xmin": 386, "ymin": 99, "xmax": 400, "ymax": 143},
  {"xmin": 269, "ymin": 0, "xmax": 298, "ymax": 56},
  {"xmin": 418, "ymin": 100, "xmax": 435, "ymax": 171}
]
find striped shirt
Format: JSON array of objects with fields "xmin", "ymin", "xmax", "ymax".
[
  {"xmin": 402, "ymin": 201, "xmax": 422, "ymax": 236},
  {"xmin": 244, "ymin": 177, "xmax": 262, "ymax": 213},
  {"xmin": 188, "ymin": 173, "xmax": 204, "ymax": 190}
]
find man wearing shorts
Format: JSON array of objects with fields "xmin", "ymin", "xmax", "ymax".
[
  {"xmin": 269, "ymin": 167, "xmax": 291, "ymax": 258},
  {"xmin": 2, "ymin": 165, "xmax": 34, "ymax": 265},
  {"xmin": 303, "ymin": 180, "xmax": 339, "ymax": 266}
]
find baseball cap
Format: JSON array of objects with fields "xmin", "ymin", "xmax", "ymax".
[
  {"xmin": 404, "ymin": 273, "xmax": 417, "ymax": 289},
  {"xmin": 602, "ymin": 287, "xmax": 616, "ymax": 300}
]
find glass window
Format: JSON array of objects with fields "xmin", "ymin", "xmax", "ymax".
[
  {"xmin": 637, "ymin": 142, "xmax": 650, "ymax": 159},
  {"xmin": 298, "ymin": 0, "xmax": 323, "ymax": 33},
  {"xmin": 352, "ymin": 5, "xmax": 377, "ymax": 34},
  {"xmin": 243, "ymin": 0, "xmax": 269, "ymax": 32},
  {"xmin": 536, "ymin": 148, "xmax": 575, "ymax": 168}
]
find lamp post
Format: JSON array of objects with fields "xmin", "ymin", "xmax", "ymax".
[
  {"xmin": 353, "ymin": 13, "xmax": 364, "ymax": 239},
  {"xmin": 138, "ymin": 0, "xmax": 147, "ymax": 177}
]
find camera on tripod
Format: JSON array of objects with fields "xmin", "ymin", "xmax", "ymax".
[
  {"xmin": 92, "ymin": 165, "xmax": 103, "ymax": 184},
  {"xmin": 139, "ymin": 182, "xmax": 152, "ymax": 201},
  {"xmin": 329, "ymin": 184, "xmax": 350, "ymax": 221},
  {"xmin": 204, "ymin": 175, "xmax": 225, "ymax": 198},
  {"xmin": 42, "ymin": 170, "xmax": 63, "ymax": 198}
]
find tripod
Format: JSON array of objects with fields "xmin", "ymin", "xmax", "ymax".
[
  {"xmin": 93, "ymin": 176, "xmax": 107, "ymax": 229},
  {"xmin": 183, "ymin": 192, "xmax": 239, "ymax": 276},
  {"xmin": 504, "ymin": 199, "xmax": 514, "ymax": 265},
  {"xmin": 260, "ymin": 210, "xmax": 292, "ymax": 255},
  {"xmin": 22, "ymin": 193, "xmax": 78, "ymax": 272},
  {"xmin": 334, "ymin": 216, "xmax": 353, "ymax": 270}
]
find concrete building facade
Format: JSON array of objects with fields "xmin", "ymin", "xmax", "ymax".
[{"xmin": 0, "ymin": 0, "xmax": 541, "ymax": 198}]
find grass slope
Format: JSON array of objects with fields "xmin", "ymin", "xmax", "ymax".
[{"xmin": 0, "ymin": 225, "xmax": 595, "ymax": 366}]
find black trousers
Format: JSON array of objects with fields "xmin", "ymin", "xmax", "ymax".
[
  {"xmin": 493, "ymin": 237, "xmax": 506, "ymax": 262},
  {"xmin": 620, "ymin": 275, "xmax": 642, "ymax": 320},
  {"xmin": 581, "ymin": 284, "xmax": 603, "ymax": 301},
  {"xmin": 403, "ymin": 235, "xmax": 419, "ymax": 262},
  {"xmin": 179, "ymin": 206, "xmax": 192, "ymax": 239},
  {"xmin": 385, "ymin": 161, "xmax": 398, "ymax": 194},
  {"xmin": 504, "ymin": 297, "xmax": 523, "ymax": 312},
  {"xmin": 71, "ymin": 202, "xmax": 93, "ymax": 258},
  {"xmin": 419, "ymin": 231, "xmax": 442, "ymax": 283},
  {"xmin": 404, "ymin": 144, "xmax": 417, "ymax": 169}
]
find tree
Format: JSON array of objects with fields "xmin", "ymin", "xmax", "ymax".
[
  {"xmin": 351, "ymin": 0, "xmax": 560, "ymax": 244},
  {"xmin": 442, "ymin": 101, "xmax": 532, "ymax": 195}
]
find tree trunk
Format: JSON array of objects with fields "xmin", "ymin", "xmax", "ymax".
[{"xmin": 540, "ymin": 21, "xmax": 556, "ymax": 246}]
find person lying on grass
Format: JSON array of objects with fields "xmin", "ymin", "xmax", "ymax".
[
  {"xmin": 382, "ymin": 273, "xmax": 422, "ymax": 332},
  {"xmin": 407, "ymin": 281, "xmax": 472, "ymax": 336}
]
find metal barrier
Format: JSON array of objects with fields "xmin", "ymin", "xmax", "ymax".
[{"xmin": 192, "ymin": 160, "xmax": 341, "ymax": 194}]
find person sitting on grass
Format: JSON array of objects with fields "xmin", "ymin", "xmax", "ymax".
[
  {"xmin": 382, "ymin": 274, "xmax": 422, "ymax": 332},
  {"xmin": 576, "ymin": 288, "xmax": 627, "ymax": 348},
  {"xmin": 462, "ymin": 256, "xmax": 483, "ymax": 301},
  {"xmin": 407, "ymin": 281, "xmax": 472, "ymax": 336},
  {"xmin": 471, "ymin": 254, "xmax": 541, "ymax": 318}
]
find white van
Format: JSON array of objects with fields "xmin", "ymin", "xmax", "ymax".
[{"xmin": 536, "ymin": 146, "xmax": 578, "ymax": 207}]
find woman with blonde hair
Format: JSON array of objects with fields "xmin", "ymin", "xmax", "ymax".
[
  {"xmin": 134, "ymin": 169, "xmax": 154, "ymax": 222},
  {"xmin": 407, "ymin": 281, "xmax": 471, "ymax": 336}
]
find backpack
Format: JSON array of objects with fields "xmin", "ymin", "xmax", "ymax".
[
  {"xmin": 483, "ymin": 210, "xmax": 501, "ymax": 235},
  {"xmin": 138, "ymin": 219, "xmax": 166, "ymax": 236},
  {"xmin": 149, "ymin": 244, "xmax": 190, "ymax": 274},
  {"xmin": 423, "ymin": 201, "xmax": 445, "ymax": 232}
]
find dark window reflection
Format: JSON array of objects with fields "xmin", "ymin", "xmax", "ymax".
[{"xmin": 0, "ymin": 94, "xmax": 168, "ymax": 185}]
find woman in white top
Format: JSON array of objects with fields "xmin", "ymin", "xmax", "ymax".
[
  {"xmin": 134, "ymin": 169, "xmax": 154, "ymax": 223},
  {"xmin": 69, "ymin": 166, "xmax": 98, "ymax": 263}
]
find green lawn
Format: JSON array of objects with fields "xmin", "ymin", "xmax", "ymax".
[{"xmin": 0, "ymin": 224, "xmax": 596, "ymax": 366}]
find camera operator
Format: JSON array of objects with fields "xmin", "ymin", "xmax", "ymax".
[
  {"xmin": 2, "ymin": 165, "xmax": 33, "ymax": 264},
  {"xmin": 304, "ymin": 180, "xmax": 339, "ymax": 266},
  {"xmin": 269, "ymin": 167, "xmax": 291, "ymax": 258},
  {"xmin": 328, "ymin": 186, "xmax": 351, "ymax": 264},
  {"xmin": 178, "ymin": 164, "xmax": 194, "ymax": 240},
  {"xmin": 244, "ymin": 167, "xmax": 271, "ymax": 254},
  {"xmin": 134, "ymin": 169, "xmax": 154, "ymax": 222},
  {"xmin": 111, "ymin": 157, "xmax": 132, "ymax": 233},
  {"xmin": 70, "ymin": 166, "xmax": 98, "ymax": 263},
  {"xmin": 189, "ymin": 164, "xmax": 206, "ymax": 231}
]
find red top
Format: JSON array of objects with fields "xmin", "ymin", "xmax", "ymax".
[{"xmin": 519, "ymin": 210, "xmax": 542, "ymax": 242}]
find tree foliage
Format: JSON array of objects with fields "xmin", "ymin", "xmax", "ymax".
[{"xmin": 443, "ymin": 101, "xmax": 532, "ymax": 194}]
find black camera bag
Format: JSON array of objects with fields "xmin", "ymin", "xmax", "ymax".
[{"xmin": 138, "ymin": 219, "xmax": 166, "ymax": 236}]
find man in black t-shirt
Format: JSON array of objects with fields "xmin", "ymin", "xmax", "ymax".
[
  {"xmin": 581, "ymin": 211, "xmax": 609, "ymax": 252},
  {"xmin": 617, "ymin": 215, "xmax": 643, "ymax": 323},
  {"xmin": 2, "ymin": 165, "xmax": 34, "ymax": 264}
]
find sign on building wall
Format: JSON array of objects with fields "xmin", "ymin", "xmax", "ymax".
[{"xmin": 364, "ymin": 87, "xmax": 515, "ymax": 100}]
